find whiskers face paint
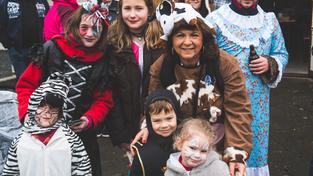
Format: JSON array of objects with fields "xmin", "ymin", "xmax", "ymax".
[{"xmin": 180, "ymin": 133, "xmax": 211, "ymax": 168}]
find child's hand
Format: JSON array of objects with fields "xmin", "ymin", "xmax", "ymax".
[
  {"xmin": 130, "ymin": 128, "xmax": 149, "ymax": 155},
  {"xmin": 229, "ymin": 162, "xmax": 246, "ymax": 176},
  {"xmin": 70, "ymin": 116, "xmax": 89, "ymax": 133}
]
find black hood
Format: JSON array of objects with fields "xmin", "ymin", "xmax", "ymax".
[{"xmin": 144, "ymin": 89, "xmax": 182, "ymax": 151}]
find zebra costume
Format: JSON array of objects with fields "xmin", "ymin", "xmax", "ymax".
[{"xmin": 2, "ymin": 73, "xmax": 92, "ymax": 176}]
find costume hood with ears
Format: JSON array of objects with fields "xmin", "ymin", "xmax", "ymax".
[
  {"xmin": 156, "ymin": 0, "xmax": 214, "ymax": 41},
  {"xmin": 23, "ymin": 72, "xmax": 71, "ymax": 134}
]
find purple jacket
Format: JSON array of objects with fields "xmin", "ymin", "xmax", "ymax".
[{"xmin": 43, "ymin": 0, "xmax": 78, "ymax": 41}]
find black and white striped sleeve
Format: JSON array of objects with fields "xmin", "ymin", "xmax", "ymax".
[
  {"xmin": 63, "ymin": 126, "xmax": 92, "ymax": 176},
  {"xmin": 2, "ymin": 133, "xmax": 23, "ymax": 176}
]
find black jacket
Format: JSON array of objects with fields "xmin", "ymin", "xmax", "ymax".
[
  {"xmin": 130, "ymin": 89, "xmax": 182, "ymax": 176},
  {"xmin": 0, "ymin": 0, "xmax": 49, "ymax": 49},
  {"xmin": 105, "ymin": 44, "xmax": 163, "ymax": 145}
]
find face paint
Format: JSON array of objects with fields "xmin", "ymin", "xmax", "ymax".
[
  {"xmin": 180, "ymin": 133, "xmax": 210, "ymax": 168},
  {"xmin": 79, "ymin": 14, "xmax": 103, "ymax": 47}
]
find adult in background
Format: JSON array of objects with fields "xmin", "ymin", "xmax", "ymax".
[
  {"xmin": 207, "ymin": 0, "xmax": 288, "ymax": 175},
  {"xmin": 133, "ymin": 2, "xmax": 253, "ymax": 175},
  {"xmin": 43, "ymin": 0, "xmax": 79, "ymax": 41},
  {"xmin": 177, "ymin": 0, "xmax": 231, "ymax": 17},
  {"xmin": 0, "ymin": 0, "xmax": 49, "ymax": 79},
  {"xmin": 177, "ymin": 0, "xmax": 211, "ymax": 17}
]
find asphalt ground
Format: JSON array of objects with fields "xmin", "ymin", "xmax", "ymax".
[{"xmin": 1, "ymin": 50, "xmax": 313, "ymax": 175}]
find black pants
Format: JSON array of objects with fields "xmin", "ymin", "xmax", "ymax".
[{"xmin": 79, "ymin": 130, "xmax": 102, "ymax": 176}]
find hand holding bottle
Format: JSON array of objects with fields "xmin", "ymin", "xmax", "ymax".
[{"xmin": 248, "ymin": 45, "xmax": 269, "ymax": 75}]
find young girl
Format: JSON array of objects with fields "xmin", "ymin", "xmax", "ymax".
[
  {"xmin": 3, "ymin": 73, "xmax": 92, "ymax": 176},
  {"xmin": 105, "ymin": 0, "xmax": 163, "ymax": 149},
  {"xmin": 130, "ymin": 89, "xmax": 182, "ymax": 176},
  {"xmin": 15, "ymin": 1, "xmax": 113, "ymax": 175},
  {"xmin": 165, "ymin": 118, "xmax": 229, "ymax": 176}
]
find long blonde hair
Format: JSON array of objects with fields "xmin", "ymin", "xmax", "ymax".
[{"xmin": 107, "ymin": 0, "xmax": 162, "ymax": 51}]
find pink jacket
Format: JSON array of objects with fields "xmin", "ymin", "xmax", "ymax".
[{"xmin": 43, "ymin": 0, "xmax": 78, "ymax": 41}]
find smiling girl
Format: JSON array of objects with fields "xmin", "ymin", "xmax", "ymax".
[
  {"xmin": 105, "ymin": 0, "xmax": 163, "ymax": 150},
  {"xmin": 3, "ymin": 73, "xmax": 92, "ymax": 176}
]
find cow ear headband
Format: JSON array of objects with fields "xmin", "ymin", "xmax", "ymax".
[
  {"xmin": 156, "ymin": 0, "xmax": 214, "ymax": 41},
  {"xmin": 78, "ymin": 0, "xmax": 111, "ymax": 36}
]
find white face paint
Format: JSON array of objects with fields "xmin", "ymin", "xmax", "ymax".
[{"xmin": 180, "ymin": 133, "xmax": 210, "ymax": 168}]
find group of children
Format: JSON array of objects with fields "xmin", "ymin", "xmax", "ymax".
[{"xmin": 3, "ymin": 84, "xmax": 229, "ymax": 175}]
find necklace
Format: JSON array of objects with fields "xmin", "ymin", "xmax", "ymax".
[
  {"xmin": 137, "ymin": 36, "xmax": 143, "ymax": 41},
  {"xmin": 130, "ymin": 30, "xmax": 145, "ymax": 42}
]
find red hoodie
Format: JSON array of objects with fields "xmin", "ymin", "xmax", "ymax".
[{"xmin": 43, "ymin": 0, "xmax": 79, "ymax": 41}]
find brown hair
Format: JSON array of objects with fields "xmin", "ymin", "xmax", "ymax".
[
  {"xmin": 107, "ymin": 0, "xmax": 162, "ymax": 51},
  {"xmin": 148, "ymin": 100, "xmax": 174, "ymax": 116},
  {"xmin": 173, "ymin": 118, "xmax": 214, "ymax": 150},
  {"xmin": 166, "ymin": 18, "xmax": 218, "ymax": 60},
  {"xmin": 160, "ymin": 18, "xmax": 225, "ymax": 92},
  {"xmin": 38, "ymin": 101, "xmax": 63, "ymax": 119},
  {"xmin": 64, "ymin": 7, "xmax": 109, "ymax": 50}
]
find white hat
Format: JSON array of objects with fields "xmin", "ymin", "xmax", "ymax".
[{"xmin": 156, "ymin": 0, "xmax": 214, "ymax": 41}]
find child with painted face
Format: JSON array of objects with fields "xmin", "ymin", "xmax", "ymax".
[
  {"xmin": 165, "ymin": 118, "xmax": 229, "ymax": 176},
  {"xmin": 16, "ymin": 1, "xmax": 113, "ymax": 175},
  {"xmin": 130, "ymin": 89, "xmax": 182, "ymax": 176},
  {"xmin": 3, "ymin": 73, "xmax": 92, "ymax": 176}
]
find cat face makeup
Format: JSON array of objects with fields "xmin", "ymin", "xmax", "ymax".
[{"xmin": 179, "ymin": 133, "xmax": 211, "ymax": 168}]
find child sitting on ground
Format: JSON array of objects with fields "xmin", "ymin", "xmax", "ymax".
[
  {"xmin": 165, "ymin": 118, "xmax": 230, "ymax": 176},
  {"xmin": 2, "ymin": 73, "xmax": 91, "ymax": 176},
  {"xmin": 130, "ymin": 89, "xmax": 182, "ymax": 176}
]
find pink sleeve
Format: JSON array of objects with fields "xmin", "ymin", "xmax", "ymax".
[{"xmin": 43, "ymin": 8, "xmax": 61, "ymax": 41}]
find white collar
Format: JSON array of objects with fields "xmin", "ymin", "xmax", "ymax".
[{"xmin": 217, "ymin": 4, "xmax": 265, "ymax": 29}]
